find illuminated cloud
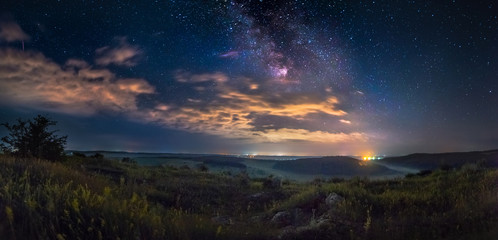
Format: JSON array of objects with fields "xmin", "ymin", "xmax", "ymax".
[
  {"xmin": 65, "ymin": 59, "xmax": 90, "ymax": 68},
  {"xmin": 0, "ymin": 30, "xmax": 367, "ymax": 145},
  {"xmin": 0, "ymin": 22, "xmax": 30, "ymax": 42},
  {"xmin": 140, "ymin": 71, "xmax": 367, "ymax": 143},
  {"xmin": 217, "ymin": 91, "xmax": 346, "ymax": 118},
  {"xmin": 95, "ymin": 37, "xmax": 142, "ymax": 66},
  {"xmin": 256, "ymin": 128, "xmax": 367, "ymax": 143},
  {"xmin": 340, "ymin": 119, "xmax": 352, "ymax": 124},
  {"xmin": 0, "ymin": 48, "xmax": 154, "ymax": 115}
]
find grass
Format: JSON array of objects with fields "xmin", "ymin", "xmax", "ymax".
[
  {"xmin": 0, "ymin": 154, "xmax": 496, "ymax": 239},
  {"xmin": 276, "ymin": 168, "xmax": 498, "ymax": 239}
]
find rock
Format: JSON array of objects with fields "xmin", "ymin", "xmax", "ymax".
[
  {"xmin": 271, "ymin": 211, "xmax": 292, "ymax": 227},
  {"xmin": 310, "ymin": 213, "xmax": 330, "ymax": 228},
  {"xmin": 325, "ymin": 192, "xmax": 344, "ymax": 207},
  {"xmin": 211, "ymin": 215, "xmax": 232, "ymax": 225}
]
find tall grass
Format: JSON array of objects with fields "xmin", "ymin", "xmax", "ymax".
[
  {"xmin": 0, "ymin": 154, "xmax": 496, "ymax": 239},
  {"xmin": 0, "ymin": 155, "xmax": 273, "ymax": 239},
  {"xmin": 274, "ymin": 169, "xmax": 498, "ymax": 239}
]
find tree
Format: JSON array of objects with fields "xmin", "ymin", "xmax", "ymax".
[{"xmin": 1, "ymin": 115, "xmax": 67, "ymax": 161}]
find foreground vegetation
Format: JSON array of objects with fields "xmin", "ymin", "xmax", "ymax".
[{"xmin": 0, "ymin": 154, "xmax": 496, "ymax": 239}]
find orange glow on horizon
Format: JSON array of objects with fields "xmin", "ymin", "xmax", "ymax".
[{"xmin": 362, "ymin": 155, "xmax": 383, "ymax": 161}]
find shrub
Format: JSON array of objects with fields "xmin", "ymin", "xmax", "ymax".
[
  {"xmin": 416, "ymin": 169, "xmax": 433, "ymax": 176},
  {"xmin": 121, "ymin": 157, "xmax": 136, "ymax": 164},
  {"xmin": 236, "ymin": 171, "xmax": 250, "ymax": 187},
  {"xmin": 263, "ymin": 176, "xmax": 281, "ymax": 190},
  {"xmin": 439, "ymin": 163, "xmax": 452, "ymax": 171},
  {"xmin": 72, "ymin": 152, "xmax": 86, "ymax": 158},
  {"xmin": 198, "ymin": 164, "xmax": 209, "ymax": 172},
  {"xmin": 90, "ymin": 153, "xmax": 104, "ymax": 159},
  {"xmin": 0, "ymin": 115, "xmax": 67, "ymax": 161}
]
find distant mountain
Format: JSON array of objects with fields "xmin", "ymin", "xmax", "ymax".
[
  {"xmin": 379, "ymin": 149, "xmax": 498, "ymax": 170},
  {"xmin": 273, "ymin": 156, "xmax": 401, "ymax": 177}
]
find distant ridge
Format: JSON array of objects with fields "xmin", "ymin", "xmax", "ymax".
[
  {"xmin": 379, "ymin": 149, "xmax": 498, "ymax": 170},
  {"xmin": 273, "ymin": 156, "xmax": 401, "ymax": 177}
]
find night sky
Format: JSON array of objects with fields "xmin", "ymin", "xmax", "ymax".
[{"xmin": 0, "ymin": 0, "xmax": 497, "ymax": 156}]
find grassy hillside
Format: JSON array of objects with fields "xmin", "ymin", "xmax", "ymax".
[
  {"xmin": 0, "ymin": 154, "xmax": 496, "ymax": 239},
  {"xmin": 380, "ymin": 149, "xmax": 498, "ymax": 171}
]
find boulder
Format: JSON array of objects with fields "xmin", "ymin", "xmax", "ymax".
[
  {"xmin": 310, "ymin": 213, "xmax": 330, "ymax": 228},
  {"xmin": 271, "ymin": 211, "xmax": 292, "ymax": 227},
  {"xmin": 325, "ymin": 192, "xmax": 344, "ymax": 207}
]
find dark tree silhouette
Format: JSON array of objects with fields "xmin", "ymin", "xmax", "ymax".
[{"xmin": 1, "ymin": 115, "xmax": 67, "ymax": 161}]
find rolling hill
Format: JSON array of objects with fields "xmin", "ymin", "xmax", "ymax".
[
  {"xmin": 379, "ymin": 149, "xmax": 498, "ymax": 170},
  {"xmin": 273, "ymin": 156, "xmax": 401, "ymax": 178}
]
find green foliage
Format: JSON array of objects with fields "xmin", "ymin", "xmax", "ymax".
[
  {"xmin": 0, "ymin": 155, "xmax": 276, "ymax": 239},
  {"xmin": 262, "ymin": 175, "xmax": 281, "ymax": 190},
  {"xmin": 272, "ymin": 186, "xmax": 321, "ymax": 212},
  {"xmin": 0, "ymin": 115, "xmax": 67, "ymax": 161},
  {"xmin": 0, "ymin": 153, "xmax": 496, "ymax": 240},
  {"xmin": 275, "ymin": 169, "xmax": 498, "ymax": 240}
]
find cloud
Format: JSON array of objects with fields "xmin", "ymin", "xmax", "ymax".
[
  {"xmin": 257, "ymin": 128, "xmax": 366, "ymax": 143},
  {"xmin": 0, "ymin": 40, "xmax": 367, "ymax": 145},
  {"xmin": 217, "ymin": 91, "xmax": 346, "ymax": 118},
  {"xmin": 175, "ymin": 71, "xmax": 228, "ymax": 83},
  {"xmin": 138, "ymin": 71, "xmax": 367, "ymax": 143},
  {"xmin": 0, "ymin": 22, "xmax": 30, "ymax": 42},
  {"xmin": 340, "ymin": 119, "xmax": 352, "ymax": 124},
  {"xmin": 0, "ymin": 48, "xmax": 154, "ymax": 115},
  {"xmin": 139, "ymin": 104, "xmax": 365, "ymax": 143},
  {"xmin": 95, "ymin": 37, "xmax": 142, "ymax": 66}
]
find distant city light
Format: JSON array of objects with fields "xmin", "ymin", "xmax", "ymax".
[{"xmin": 362, "ymin": 156, "xmax": 383, "ymax": 161}]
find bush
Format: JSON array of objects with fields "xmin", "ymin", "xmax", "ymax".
[
  {"xmin": 91, "ymin": 153, "xmax": 104, "ymax": 159},
  {"xmin": 236, "ymin": 171, "xmax": 250, "ymax": 187},
  {"xmin": 439, "ymin": 163, "xmax": 452, "ymax": 171},
  {"xmin": 416, "ymin": 169, "xmax": 433, "ymax": 176},
  {"xmin": 121, "ymin": 157, "xmax": 136, "ymax": 164},
  {"xmin": 0, "ymin": 115, "xmax": 67, "ymax": 161},
  {"xmin": 263, "ymin": 176, "xmax": 281, "ymax": 189},
  {"xmin": 198, "ymin": 164, "xmax": 209, "ymax": 172},
  {"xmin": 73, "ymin": 152, "xmax": 86, "ymax": 158}
]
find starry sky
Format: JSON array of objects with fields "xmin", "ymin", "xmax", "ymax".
[{"xmin": 0, "ymin": 0, "xmax": 497, "ymax": 156}]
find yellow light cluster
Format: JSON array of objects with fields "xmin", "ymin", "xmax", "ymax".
[{"xmin": 362, "ymin": 156, "xmax": 379, "ymax": 161}]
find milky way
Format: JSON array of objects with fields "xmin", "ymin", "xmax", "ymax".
[{"xmin": 0, "ymin": 0, "xmax": 497, "ymax": 155}]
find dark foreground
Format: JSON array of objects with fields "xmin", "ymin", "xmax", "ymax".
[{"xmin": 0, "ymin": 154, "xmax": 496, "ymax": 239}]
